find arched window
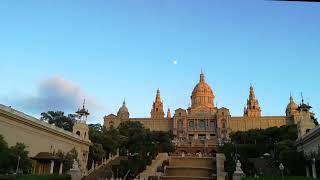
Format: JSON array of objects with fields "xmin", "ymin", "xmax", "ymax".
[
  {"xmin": 76, "ymin": 131, "xmax": 80, "ymax": 136},
  {"xmin": 84, "ymin": 132, "xmax": 87, "ymax": 139},
  {"xmin": 210, "ymin": 121, "xmax": 215, "ymax": 129},
  {"xmin": 221, "ymin": 120, "xmax": 226, "ymax": 129},
  {"xmin": 199, "ymin": 120, "xmax": 206, "ymax": 131},
  {"xmin": 189, "ymin": 121, "xmax": 195, "ymax": 130},
  {"xmin": 178, "ymin": 120, "xmax": 183, "ymax": 129}
]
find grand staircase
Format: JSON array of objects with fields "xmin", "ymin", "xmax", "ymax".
[{"xmin": 161, "ymin": 156, "xmax": 216, "ymax": 180}]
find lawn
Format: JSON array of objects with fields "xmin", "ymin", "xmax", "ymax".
[{"xmin": 243, "ymin": 176, "xmax": 314, "ymax": 180}]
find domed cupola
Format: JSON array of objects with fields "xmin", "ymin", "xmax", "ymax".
[
  {"xmin": 191, "ymin": 70, "xmax": 215, "ymax": 111},
  {"xmin": 286, "ymin": 95, "xmax": 298, "ymax": 116},
  {"xmin": 117, "ymin": 100, "xmax": 129, "ymax": 119}
]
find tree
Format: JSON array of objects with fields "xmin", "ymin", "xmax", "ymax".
[
  {"xmin": 40, "ymin": 111, "xmax": 77, "ymax": 132},
  {"xmin": 311, "ymin": 114, "xmax": 319, "ymax": 126},
  {"xmin": 86, "ymin": 122, "xmax": 175, "ymax": 179},
  {"xmin": 0, "ymin": 135, "xmax": 10, "ymax": 174},
  {"xmin": 56, "ymin": 148, "xmax": 78, "ymax": 173},
  {"xmin": 88, "ymin": 124, "xmax": 122, "ymax": 156},
  {"xmin": 90, "ymin": 143, "xmax": 105, "ymax": 161},
  {"xmin": 9, "ymin": 143, "xmax": 32, "ymax": 173},
  {"xmin": 226, "ymin": 125, "xmax": 304, "ymax": 176},
  {"xmin": 0, "ymin": 136, "xmax": 32, "ymax": 174}
]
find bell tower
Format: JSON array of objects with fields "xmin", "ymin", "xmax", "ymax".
[
  {"xmin": 73, "ymin": 100, "xmax": 90, "ymax": 141},
  {"xmin": 244, "ymin": 85, "xmax": 261, "ymax": 118},
  {"xmin": 151, "ymin": 88, "xmax": 165, "ymax": 119},
  {"xmin": 296, "ymin": 95, "xmax": 316, "ymax": 138},
  {"xmin": 167, "ymin": 108, "xmax": 171, "ymax": 118}
]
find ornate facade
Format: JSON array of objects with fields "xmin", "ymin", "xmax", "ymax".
[{"xmin": 104, "ymin": 71, "xmax": 316, "ymax": 153}]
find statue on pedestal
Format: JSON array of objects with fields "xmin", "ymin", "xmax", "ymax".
[
  {"xmin": 68, "ymin": 159, "xmax": 82, "ymax": 180},
  {"xmin": 233, "ymin": 160, "xmax": 245, "ymax": 180}
]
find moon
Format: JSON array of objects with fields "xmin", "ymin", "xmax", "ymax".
[{"xmin": 173, "ymin": 60, "xmax": 178, "ymax": 65}]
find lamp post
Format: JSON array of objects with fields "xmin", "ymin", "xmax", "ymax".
[{"xmin": 279, "ymin": 163, "xmax": 284, "ymax": 180}]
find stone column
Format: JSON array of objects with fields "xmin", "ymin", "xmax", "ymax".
[
  {"xmin": 91, "ymin": 160, "xmax": 94, "ymax": 170},
  {"xmin": 32, "ymin": 162, "xmax": 36, "ymax": 174},
  {"xmin": 312, "ymin": 158, "xmax": 317, "ymax": 179},
  {"xmin": 59, "ymin": 162, "xmax": 63, "ymax": 174},
  {"xmin": 50, "ymin": 160, "xmax": 55, "ymax": 174},
  {"xmin": 306, "ymin": 165, "xmax": 310, "ymax": 177},
  {"xmin": 38, "ymin": 164, "xmax": 42, "ymax": 174},
  {"xmin": 194, "ymin": 133, "xmax": 198, "ymax": 140}
]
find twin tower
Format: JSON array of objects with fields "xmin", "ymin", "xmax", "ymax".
[{"xmin": 116, "ymin": 88, "xmax": 170, "ymax": 120}]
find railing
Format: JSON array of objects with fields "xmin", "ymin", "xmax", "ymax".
[
  {"xmin": 139, "ymin": 153, "xmax": 169, "ymax": 180},
  {"xmin": 87, "ymin": 152, "xmax": 119, "ymax": 176}
]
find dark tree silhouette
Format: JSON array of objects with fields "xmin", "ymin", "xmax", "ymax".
[{"xmin": 40, "ymin": 111, "xmax": 77, "ymax": 132}]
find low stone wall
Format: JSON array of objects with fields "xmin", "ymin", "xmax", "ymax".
[{"xmin": 216, "ymin": 153, "xmax": 227, "ymax": 180}]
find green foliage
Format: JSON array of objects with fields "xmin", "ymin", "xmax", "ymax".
[
  {"xmin": 88, "ymin": 124, "xmax": 122, "ymax": 156},
  {"xmin": 0, "ymin": 136, "xmax": 32, "ymax": 174},
  {"xmin": 243, "ymin": 177, "xmax": 313, "ymax": 180},
  {"xmin": 40, "ymin": 111, "xmax": 77, "ymax": 132},
  {"xmin": 0, "ymin": 135, "xmax": 11, "ymax": 174},
  {"xmin": 0, "ymin": 174, "xmax": 71, "ymax": 180},
  {"xmin": 90, "ymin": 143, "xmax": 105, "ymax": 161},
  {"xmin": 311, "ymin": 114, "xmax": 318, "ymax": 126},
  {"xmin": 87, "ymin": 121, "xmax": 175, "ymax": 179},
  {"xmin": 219, "ymin": 143, "xmax": 236, "ymax": 177},
  {"xmin": 222, "ymin": 125, "xmax": 305, "ymax": 177},
  {"xmin": 230, "ymin": 125, "xmax": 297, "ymax": 145},
  {"xmin": 56, "ymin": 148, "xmax": 78, "ymax": 173},
  {"xmin": 0, "ymin": 134, "xmax": 8, "ymax": 150},
  {"xmin": 9, "ymin": 143, "xmax": 32, "ymax": 173}
]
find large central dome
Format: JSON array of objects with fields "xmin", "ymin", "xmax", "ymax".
[{"xmin": 191, "ymin": 71, "xmax": 215, "ymax": 110}]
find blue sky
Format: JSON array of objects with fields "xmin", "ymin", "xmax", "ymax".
[{"xmin": 0, "ymin": 0, "xmax": 319, "ymax": 123}]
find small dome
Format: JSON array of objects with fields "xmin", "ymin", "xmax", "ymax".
[
  {"xmin": 286, "ymin": 96, "xmax": 299, "ymax": 115},
  {"xmin": 118, "ymin": 104, "xmax": 128, "ymax": 113},
  {"xmin": 191, "ymin": 72, "xmax": 215, "ymax": 109},
  {"xmin": 117, "ymin": 100, "xmax": 129, "ymax": 118},
  {"xmin": 287, "ymin": 101, "xmax": 298, "ymax": 110},
  {"xmin": 286, "ymin": 96, "xmax": 298, "ymax": 110}
]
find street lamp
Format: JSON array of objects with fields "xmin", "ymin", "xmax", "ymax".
[{"xmin": 279, "ymin": 163, "xmax": 284, "ymax": 180}]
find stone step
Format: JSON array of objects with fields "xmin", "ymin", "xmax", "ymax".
[
  {"xmin": 169, "ymin": 157, "xmax": 214, "ymax": 168},
  {"xmin": 161, "ymin": 176, "xmax": 215, "ymax": 180},
  {"xmin": 165, "ymin": 167, "xmax": 213, "ymax": 177}
]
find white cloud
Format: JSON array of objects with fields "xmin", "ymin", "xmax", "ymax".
[
  {"xmin": 173, "ymin": 60, "xmax": 178, "ymax": 65},
  {"xmin": 11, "ymin": 75, "xmax": 105, "ymax": 121}
]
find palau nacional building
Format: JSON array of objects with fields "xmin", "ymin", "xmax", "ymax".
[
  {"xmin": 104, "ymin": 71, "xmax": 316, "ymax": 154},
  {"xmin": 0, "ymin": 71, "xmax": 317, "ymax": 177}
]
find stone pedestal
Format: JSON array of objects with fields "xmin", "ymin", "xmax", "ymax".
[
  {"xmin": 306, "ymin": 165, "xmax": 310, "ymax": 177},
  {"xmin": 68, "ymin": 160, "xmax": 83, "ymax": 180},
  {"xmin": 312, "ymin": 158, "xmax": 317, "ymax": 179},
  {"xmin": 233, "ymin": 172, "xmax": 245, "ymax": 180}
]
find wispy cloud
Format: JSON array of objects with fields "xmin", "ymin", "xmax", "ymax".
[{"xmin": 9, "ymin": 75, "xmax": 105, "ymax": 122}]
